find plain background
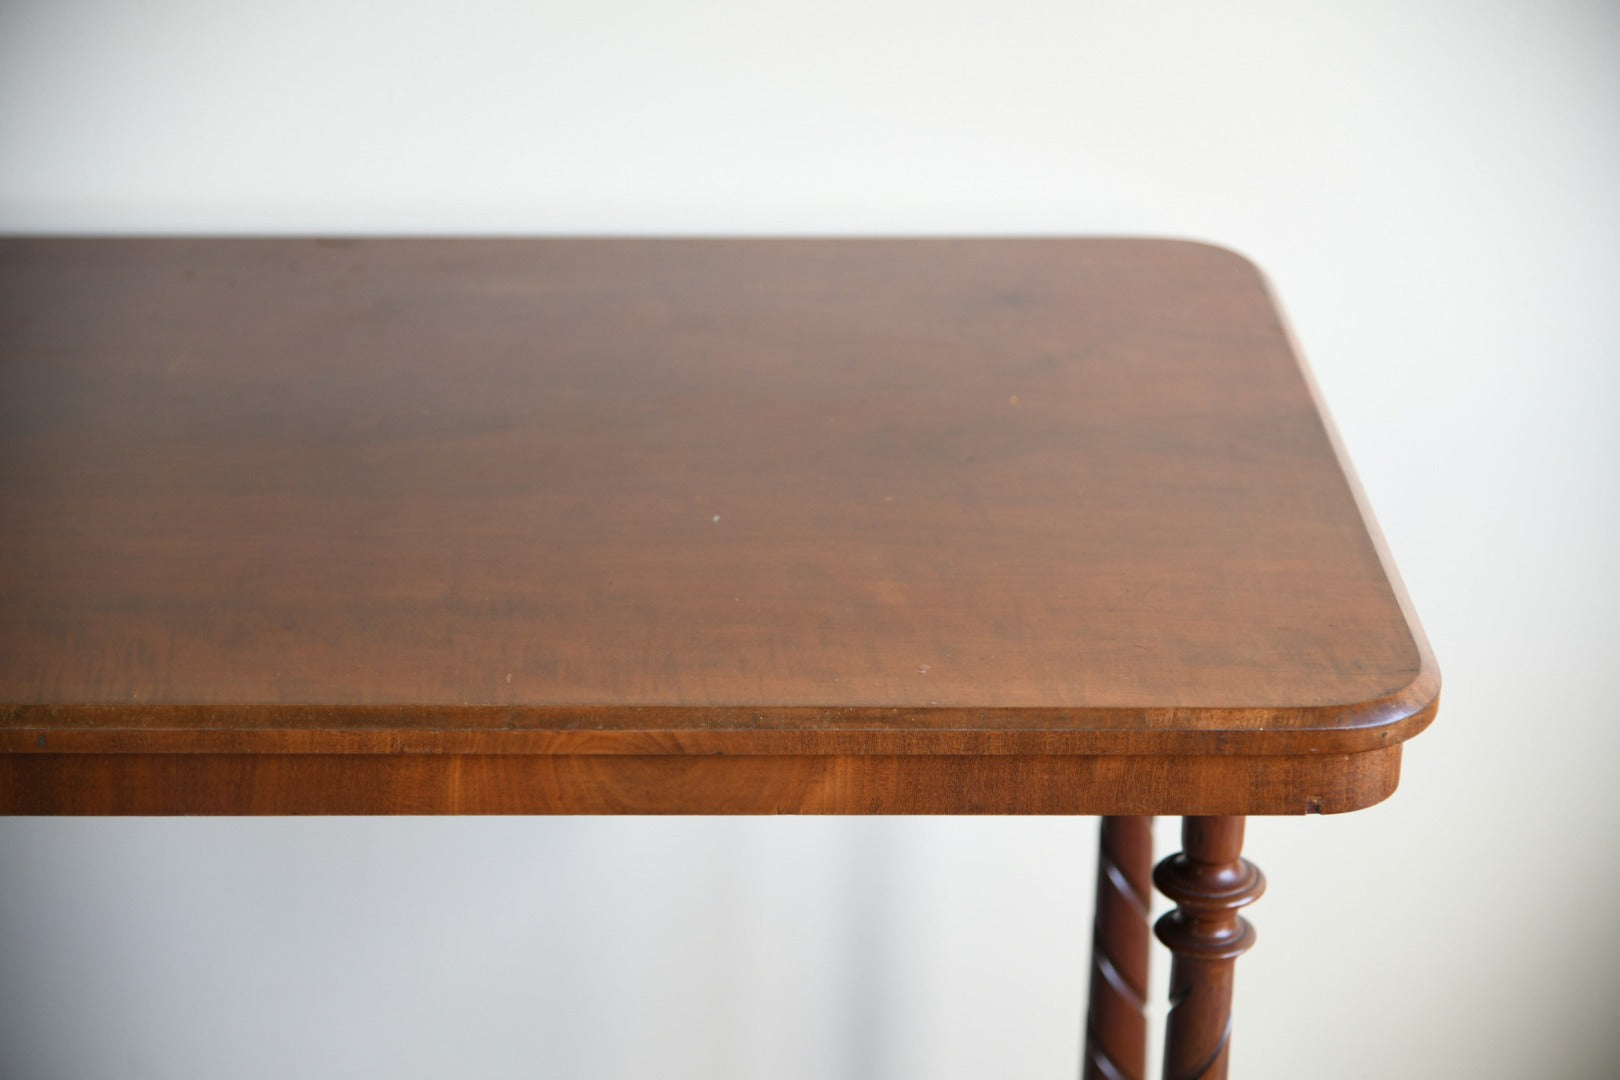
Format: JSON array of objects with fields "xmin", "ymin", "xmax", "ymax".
[{"xmin": 1, "ymin": 2, "xmax": 1616, "ymax": 1077}]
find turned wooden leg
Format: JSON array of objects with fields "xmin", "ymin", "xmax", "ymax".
[
  {"xmin": 1083, "ymin": 815, "xmax": 1154, "ymax": 1080},
  {"xmin": 1154, "ymin": 816, "xmax": 1265, "ymax": 1080}
]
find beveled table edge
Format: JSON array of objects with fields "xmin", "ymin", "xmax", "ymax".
[{"xmin": 0, "ymin": 678, "xmax": 1439, "ymax": 758}]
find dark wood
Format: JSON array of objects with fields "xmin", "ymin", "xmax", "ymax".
[
  {"xmin": 1154, "ymin": 817, "xmax": 1265, "ymax": 1080},
  {"xmin": 1084, "ymin": 816, "xmax": 1153, "ymax": 1080},
  {"xmin": 0, "ymin": 750, "xmax": 1401, "ymax": 816},
  {"xmin": 0, "ymin": 237, "xmax": 1439, "ymax": 815}
]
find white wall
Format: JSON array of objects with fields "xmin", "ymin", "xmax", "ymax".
[{"xmin": 2, "ymin": 3, "xmax": 1617, "ymax": 1077}]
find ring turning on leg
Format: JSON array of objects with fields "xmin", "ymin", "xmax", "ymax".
[{"xmin": 1154, "ymin": 816, "xmax": 1265, "ymax": 1080}]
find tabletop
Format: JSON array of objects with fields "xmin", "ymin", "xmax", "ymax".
[{"xmin": 0, "ymin": 237, "xmax": 1437, "ymax": 815}]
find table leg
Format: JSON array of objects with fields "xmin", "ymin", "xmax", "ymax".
[
  {"xmin": 1153, "ymin": 816, "xmax": 1265, "ymax": 1080},
  {"xmin": 1083, "ymin": 815, "xmax": 1154, "ymax": 1080}
]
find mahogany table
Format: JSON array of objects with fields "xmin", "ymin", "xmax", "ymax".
[{"xmin": 0, "ymin": 237, "xmax": 1438, "ymax": 1079}]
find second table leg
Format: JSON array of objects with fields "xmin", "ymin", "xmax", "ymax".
[{"xmin": 1083, "ymin": 815, "xmax": 1154, "ymax": 1080}]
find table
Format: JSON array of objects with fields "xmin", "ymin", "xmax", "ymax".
[{"xmin": 0, "ymin": 237, "xmax": 1438, "ymax": 1079}]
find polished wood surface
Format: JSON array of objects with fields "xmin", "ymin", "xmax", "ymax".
[
  {"xmin": 1155, "ymin": 817, "xmax": 1266, "ymax": 1080},
  {"xmin": 1084, "ymin": 816, "xmax": 1154, "ymax": 1080},
  {"xmin": 0, "ymin": 237, "xmax": 1437, "ymax": 814}
]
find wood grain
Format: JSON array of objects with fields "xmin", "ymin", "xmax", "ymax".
[{"xmin": 0, "ymin": 238, "xmax": 1437, "ymax": 814}]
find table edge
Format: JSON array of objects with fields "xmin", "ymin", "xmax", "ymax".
[
  {"xmin": 0, "ymin": 745, "xmax": 1406, "ymax": 816},
  {"xmin": 0, "ymin": 671, "xmax": 1439, "ymax": 757}
]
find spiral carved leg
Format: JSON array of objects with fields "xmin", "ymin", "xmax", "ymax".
[
  {"xmin": 1154, "ymin": 817, "xmax": 1265, "ymax": 1080},
  {"xmin": 1083, "ymin": 815, "xmax": 1154, "ymax": 1080}
]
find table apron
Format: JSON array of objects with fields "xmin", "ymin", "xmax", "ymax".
[{"xmin": 0, "ymin": 748, "xmax": 1399, "ymax": 815}]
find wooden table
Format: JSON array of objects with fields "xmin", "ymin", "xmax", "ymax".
[{"xmin": 0, "ymin": 237, "xmax": 1438, "ymax": 1079}]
